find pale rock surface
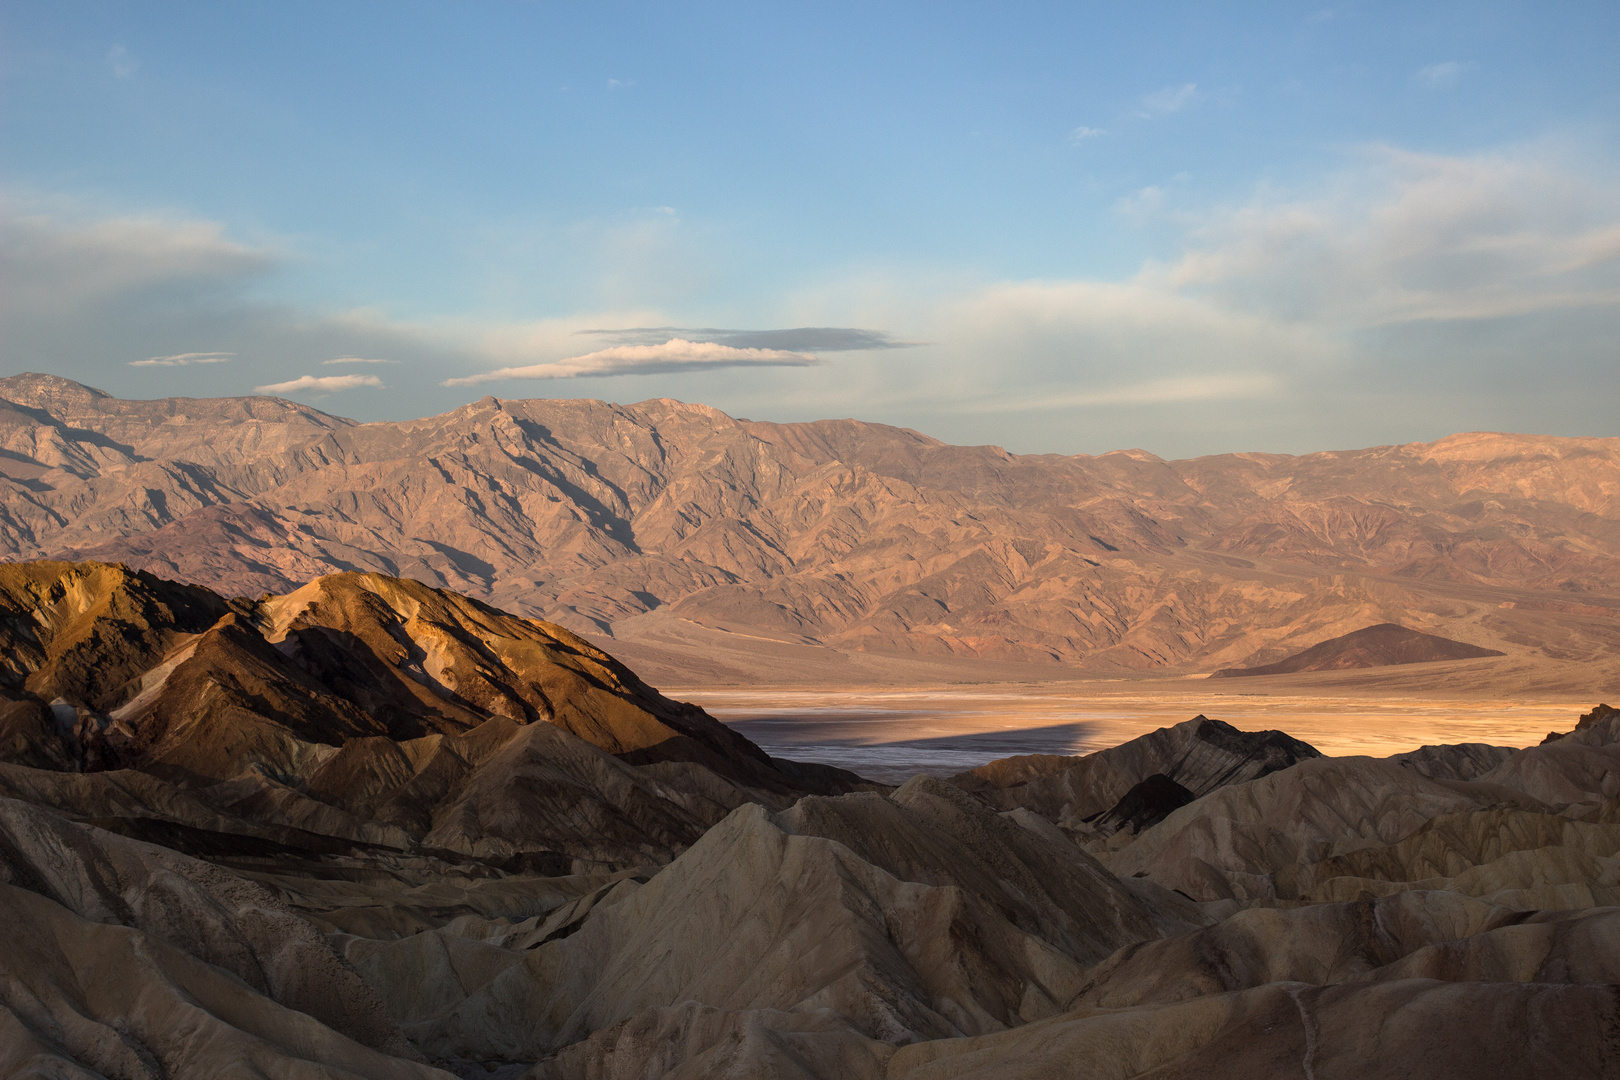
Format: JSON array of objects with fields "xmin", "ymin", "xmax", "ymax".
[
  {"xmin": 1389, "ymin": 741, "xmax": 1517, "ymax": 781},
  {"xmin": 1071, "ymin": 890, "xmax": 1620, "ymax": 1009},
  {"xmin": 529, "ymin": 1003, "xmax": 895, "ymax": 1080},
  {"xmin": 1305, "ymin": 799, "xmax": 1620, "ymax": 908},
  {"xmin": 409, "ymin": 780, "xmax": 1198, "ymax": 1062},
  {"xmin": 1473, "ymin": 706, "xmax": 1620, "ymax": 807},
  {"xmin": 1091, "ymin": 710, "xmax": 1620, "ymax": 905},
  {"xmin": 883, "ymin": 979, "xmax": 1620, "ymax": 1079},
  {"xmin": 0, "ymin": 797, "xmax": 415, "ymax": 1054},
  {"xmin": 0, "ymin": 883, "xmax": 456, "ymax": 1080},
  {"xmin": 1103, "ymin": 756, "xmax": 1541, "ymax": 901}
]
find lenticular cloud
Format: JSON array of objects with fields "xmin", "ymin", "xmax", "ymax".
[
  {"xmin": 255, "ymin": 373, "xmax": 383, "ymax": 394},
  {"xmin": 130, "ymin": 352, "xmax": 235, "ymax": 367},
  {"xmin": 443, "ymin": 337, "xmax": 820, "ymax": 386}
]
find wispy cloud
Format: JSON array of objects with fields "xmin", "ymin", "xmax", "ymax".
[
  {"xmin": 255, "ymin": 374, "xmax": 383, "ymax": 394},
  {"xmin": 962, "ymin": 373, "xmax": 1278, "ymax": 413},
  {"xmin": 1069, "ymin": 126, "xmax": 1105, "ymax": 143},
  {"xmin": 1, "ymin": 208, "xmax": 270, "ymax": 312},
  {"xmin": 443, "ymin": 337, "xmax": 819, "ymax": 385},
  {"xmin": 925, "ymin": 278, "xmax": 1333, "ymax": 416},
  {"xmin": 574, "ymin": 326, "xmax": 914, "ymax": 352},
  {"xmin": 130, "ymin": 351, "xmax": 234, "ymax": 367},
  {"xmin": 107, "ymin": 45, "xmax": 137, "ymax": 79},
  {"xmin": 1416, "ymin": 61, "xmax": 1467, "ymax": 89},
  {"xmin": 1114, "ymin": 183, "xmax": 1173, "ymax": 223},
  {"xmin": 1139, "ymin": 83, "xmax": 1198, "ymax": 116},
  {"xmin": 606, "ymin": 77, "xmax": 635, "ymax": 90},
  {"xmin": 321, "ymin": 356, "xmax": 395, "ymax": 365},
  {"xmin": 1154, "ymin": 145, "xmax": 1620, "ymax": 326}
]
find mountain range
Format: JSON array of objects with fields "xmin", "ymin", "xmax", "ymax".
[{"xmin": 3, "ymin": 373, "xmax": 1618, "ymax": 690}]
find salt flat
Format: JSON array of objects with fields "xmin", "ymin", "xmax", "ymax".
[{"xmin": 689, "ymin": 681, "xmax": 1591, "ymax": 784}]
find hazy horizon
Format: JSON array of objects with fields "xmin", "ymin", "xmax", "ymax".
[
  {"xmin": 3, "ymin": 2, "xmax": 1617, "ymax": 458},
  {"xmin": 8, "ymin": 367, "xmax": 1610, "ymax": 463}
]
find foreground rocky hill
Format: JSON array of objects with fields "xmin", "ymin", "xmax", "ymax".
[
  {"xmin": 3, "ymin": 373, "xmax": 1618, "ymax": 686},
  {"xmin": 2, "ymin": 560, "xmax": 1620, "ymax": 1077},
  {"xmin": 0, "ymin": 560, "xmax": 858, "ymax": 872}
]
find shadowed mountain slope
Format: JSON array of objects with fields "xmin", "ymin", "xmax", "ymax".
[
  {"xmin": 4, "ymin": 374, "xmax": 1620, "ymax": 685},
  {"xmin": 1211, "ymin": 621, "xmax": 1504, "ymax": 677}
]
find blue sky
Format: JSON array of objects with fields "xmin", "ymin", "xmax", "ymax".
[{"xmin": 2, "ymin": 1, "xmax": 1617, "ymax": 456}]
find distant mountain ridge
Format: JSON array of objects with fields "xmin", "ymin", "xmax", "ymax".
[{"xmin": 2, "ymin": 372, "xmax": 1619, "ymax": 683}]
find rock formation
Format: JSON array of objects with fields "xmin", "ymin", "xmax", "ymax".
[{"xmin": 952, "ymin": 714, "xmax": 1323, "ymax": 837}]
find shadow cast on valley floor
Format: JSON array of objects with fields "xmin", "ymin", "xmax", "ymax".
[{"xmin": 728, "ymin": 720, "xmax": 1098, "ymax": 785}]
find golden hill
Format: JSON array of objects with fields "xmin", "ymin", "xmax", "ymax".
[{"xmin": 0, "ymin": 559, "xmax": 857, "ymax": 871}]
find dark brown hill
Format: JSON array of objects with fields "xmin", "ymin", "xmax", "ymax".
[
  {"xmin": 1210, "ymin": 622, "xmax": 1505, "ymax": 678},
  {"xmin": 3, "ymin": 373, "xmax": 1619, "ymax": 685}
]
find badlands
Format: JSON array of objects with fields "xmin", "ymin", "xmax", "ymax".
[{"xmin": 1, "ymin": 377, "xmax": 1619, "ymax": 1076}]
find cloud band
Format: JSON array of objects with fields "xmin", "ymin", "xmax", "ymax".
[
  {"xmin": 443, "ymin": 337, "xmax": 821, "ymax": 386},
  {"xmin": 255, "ymin": 374, "xmax": 383, "ymax": 394},
  {"xmin": 130, "ymin": 352, "xmax": 234, "ymax": 367}
]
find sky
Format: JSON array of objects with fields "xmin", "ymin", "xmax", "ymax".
[{"xmin": 2, "ymin": 1, "xmax": 1618, "ymax": 458}]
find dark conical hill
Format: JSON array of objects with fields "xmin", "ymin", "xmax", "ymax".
[{"xmin": 1210, "ymin": 622, "xmax": 1504, "ymax": 678}]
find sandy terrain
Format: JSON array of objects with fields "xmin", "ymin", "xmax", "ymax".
[{"xmin": 688, "ymin": 675, "xmax": 1594, "ymax": 784}]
